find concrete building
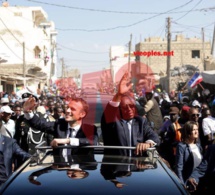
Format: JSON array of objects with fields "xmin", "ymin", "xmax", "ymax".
[
  {"xmin": 135, "ymin": 34, "xmax": 211, "ymax": 75},
  {"xmin": 135, "ymin": 34, "xmax": 212, "ymax": 91},
  {"xmin": 0, "ymin": 2, "xmax": 57, "ymax": 94}
]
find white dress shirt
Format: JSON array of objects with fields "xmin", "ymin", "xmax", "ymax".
[{"xmin": 1, "ymin": 119, "xmax": 15, "ymax": 138}]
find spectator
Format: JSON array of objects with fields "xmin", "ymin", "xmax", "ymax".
[
  {"xmin": 202, "ymin": 105, "xmax": 215, "ymax": 149},
  {"xmin": 144, "ymin": 89, "xmax": 163, "ymax": 134},
  {"xmin": 159, "ymin": 106, "xmax": 182, "ymax": 169},
  {"xmin": 0, "ymin": 106, "xmax": 15, "ymax": 138},
  {"xmin": 53, "ymin": 106, "xmax": 64, "ymax": 120},
  {"xmin": 178, "ymin": 105, "xmax": 190, "ymax": 126},
  {"xmin": 175, "ymin": 121, "xmax": 203, "ymax": 185},
  {"xmin": 1, "ymin": 98, "xmax": 9, "ymax": 106},
  {"xmin": 189, "ymin": 107, "xmax": 203, "ymax": 148},
  {"xmin": 186, "ymin": 144, "xmax": 215, "ymax": 194},
  {"xmin": 11, "ymin": 105, "xmax": 22, "ymax": 122}
]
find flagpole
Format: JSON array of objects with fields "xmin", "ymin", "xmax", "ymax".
[{"xmin": 198, "ymin": 82, "xmax": 204, "ymax": 90}]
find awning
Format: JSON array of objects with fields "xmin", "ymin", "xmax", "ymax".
[{"xmin": 201, "ymin": 70, "xmax": 215, "ymax": 85}]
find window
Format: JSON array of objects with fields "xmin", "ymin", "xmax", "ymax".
[
  {"xmin": 192, "ymin": 50, "xmax": 200, "ymax": 58},
  {"xmin": 34, "ymin": 46, "xmax": 41, "ymax": 58}
]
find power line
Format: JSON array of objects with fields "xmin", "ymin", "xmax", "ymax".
[
  {"xmin": 173, "ymin": 0, "xmax": 203, "ymax": 22},
  {"xmin": 54, "ymin": 1, "xmax": 213, "ymax": 32},
  {"xmin": 173, "ymin": 21, "xmax": 215, "ymax": 29},
  {"xmin": 25, "ymin": 0, "xmax": 197, "ymax": 15},
  {"xmin": 0, "ymin": 35, "xmax": 23, "ymax": 60},
  {"xmin": 0, "ymin": 17, "xmax": 35, "ymax": 54},
  {"xmin": 64, "ymin": 59, "xmax": 107, "ymax": 63},
  {"xmin": 24, "ymin": 0, "xmax": 214, "ymax": 15},
  {"xmin": 172, "ymin": 22, "xmax": 213, "ymax": 38},
  {"xmin": 57, "ymin": 43, "xmax": 108, "ymax": 54}
]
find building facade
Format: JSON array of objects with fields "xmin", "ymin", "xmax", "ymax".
[
  {"xmin": 135, "ymin": 34, "xmax": 212, "ymax": 91},
  {"xmin": 135, "ymin": 34, "xmax": 211, "ymax": 75},
  {"xmin": 0, "ymin": 3, "xmax": 57, "ymax": 94}
]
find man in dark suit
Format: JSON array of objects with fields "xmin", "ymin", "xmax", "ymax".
[
  {"xmin": 0, "ymin": 132, "xmax": 31, "ymax": 185},
  {"xmin": 186, "ymin": 143, "xmax": 215, "ymax": 194},
  {"xmin": 23, "ymin": 96, "xmax": 98, "ymax": 155},
  {"xmin": 101, "ymin": 72, "xmax": 160, "ymax": 156}
]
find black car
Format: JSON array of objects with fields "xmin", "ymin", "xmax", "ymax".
[{"xmin": 0, "ymin": 143, "xmax": 189, "ymax": 195}]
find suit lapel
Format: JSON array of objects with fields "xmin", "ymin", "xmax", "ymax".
[
  {"xmin": 58, "ymin": 121, "xmax": 68, "ymax": 138},
  {"xmin": 0, "ymin": 136, "xmax": 5, "ymax": 152}
]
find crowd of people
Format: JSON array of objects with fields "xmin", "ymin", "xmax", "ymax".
[{"xmin": 0, "ymin": 72, "xmax": 215, "ymax": 193}]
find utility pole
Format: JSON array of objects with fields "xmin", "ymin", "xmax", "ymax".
[
  {"xmin": 128, "ymin": 34, "xmax": 132, "ymax": 75},
  {"xmin": 202, "ymin": 28, "xmax": 206, "ymax": 70},
  {"xmin": 49, "ymin": 35, "xmax": 55, "ymax": 88},
  {"xmin": 61, "ymin": 58, "xmax": 65, "ymax": 79},
  {"xmin": 211, "ymin": 23, "xmax": 215, "ymax": 57},
  {"xmin": 23, "ymin": 42, "xmax": 26, "ymax": 87},
  {"xmin": 166, "ymin": 17, "xmax": 171, "ymax": 93}
]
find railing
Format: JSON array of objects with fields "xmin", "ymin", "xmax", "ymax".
[{"xmin": 34, "ymin": 141, "xmax": 158, "ymax": 165}]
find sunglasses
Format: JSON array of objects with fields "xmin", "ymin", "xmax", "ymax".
[
  {"xmin": 191, "ymin": 114, "xmax": 200, "ymax": 117},
  {"xmin": 120, "ymin": 104, "xmax": 135, "ymax": 109}
]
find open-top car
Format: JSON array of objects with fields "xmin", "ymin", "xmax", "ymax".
[{"xmin": 0, "ymin": 142, "xmax": 189, "ymax": 195}]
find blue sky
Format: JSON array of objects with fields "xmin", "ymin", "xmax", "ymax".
[{"xmin": 7, "ymin": 0, "xmax": 215, "ymax": 75}]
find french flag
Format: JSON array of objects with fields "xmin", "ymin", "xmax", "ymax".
[{"xmin": 188, "ymin": 72, "xmax": 203, "ymax": 88}]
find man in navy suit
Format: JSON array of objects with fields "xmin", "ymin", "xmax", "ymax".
[
  {"xmin": 101, "ymin": 72, "xmax": 160, "ymax": 156},
  {"xmin": 0, "ymin": 132, "xmax": 31, "ymax": 185},
  {"xmin": 23, "ymin": 97, "xmax": 98, "ymax": 155},
  {"xmin": 186, "ymin": 143, "xmax": 215, "ymax": 193}
]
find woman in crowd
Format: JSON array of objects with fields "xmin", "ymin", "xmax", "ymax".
[{"xmin": 175, "ymin": 121, "xmax": 203, "ymax": 185}]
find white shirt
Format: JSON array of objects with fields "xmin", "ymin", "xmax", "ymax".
[
  {"xmin": 189, "ymin": 144, "xmax": 202, "ymax": 170},
  {"xmin": 202, "ymin": 116, "xmax": 215, "ymax": 136},
  {"xmin": 1, "ymin": 119, "xmax": 15, "ymax": 138},
  {"xmin": 67, "ymin": 124, "xmax": 80, "ymax": 146},
  {"xmin": 63, "ymin": 125, "xmax": 80, "ymax": 161}
]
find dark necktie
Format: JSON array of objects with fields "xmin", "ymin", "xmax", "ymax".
[
  {"xmin": 67, "ymin": 128, "xmax": 75, "ymax": 156},
  {"xmin": 69, "ymin": 128, "xmax": 76, "ymax": 138}
]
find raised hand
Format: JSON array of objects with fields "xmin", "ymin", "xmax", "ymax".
[
  {"xmin": 118, "ymin": 71, "xmax": 132, "ymax": 95},
  {"xmin": 23, "ymin": 96, "xmax": 37, "ymax": 112},
  {"xmin": 112, "ymin": 71, "xmax": 132, "ymax": 102}
]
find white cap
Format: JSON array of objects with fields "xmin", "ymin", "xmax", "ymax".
[
  {"xmin": 1, "ymin": 97, "xmax": 9, "ymax": 104},
  {"xmin": 192, "ymin": 100, "xmax": 201, "ymax": 108},
  {"xmin": 0, "ymin": 105, "xmax": 14, "ymax": 114}
]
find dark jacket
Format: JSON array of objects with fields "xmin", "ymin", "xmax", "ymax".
[
  {"xmin": 175, "ymin": 142, "xmax": 202, "ymax": 185},
  {"xmin": 101, "ymin": 103, "xmax": 160, "ymax": 156},
  {"xmin": 27, "ymin": 115, "xmax": 98, "ymax": 154},
  {"xmin": 0, "ymin": 135, "xmax": 31, "ymax": 177},
  {"xmin": 189, "ymin": 144, "xmax": 215, "ymax": 190}
]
